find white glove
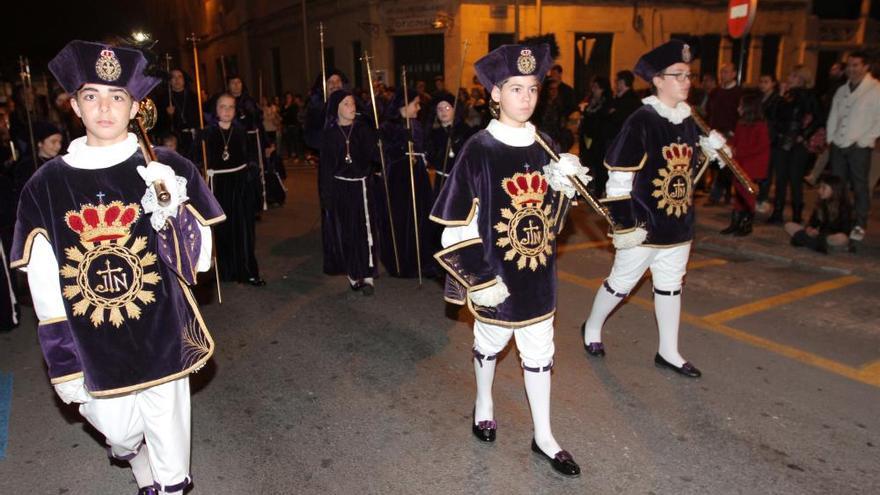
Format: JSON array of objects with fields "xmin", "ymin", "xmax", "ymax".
[
  {"xmin": 469, "ymin": 276, "xmax": 510, "ymax": 308},
  {"xmin": 542, "ymin": 153, "xmax": 592, "ymax": 199},
  {"xmin": 699, "ymin": 131, "xmax": 731, "ymax": 166},
  {"xmin": 136, "ymin": 161, "xmax": 189, "ymax": 232},
  {"xmin": 612, "ymin": 227, "xmax": 648, "ymax": 249},
  {"xmin": 53, "ymin": 376, "xmax": 92, "ymax": 404}
]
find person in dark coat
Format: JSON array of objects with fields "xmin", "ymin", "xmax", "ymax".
[
  {"xmin": 375, "ymin": 88, "xmax": 436, "ymax": 279},
  {"xmin": 201, "ymin": 93, "xmax": 265, "ymax": 286},
  {"xmin": 767, "ymin": 66, "xmax": 822, "ymax": 224},
  {"xmin": 578, "ymin": 76, "xmax": 614, "ymax": 194},
  {"xmin": 425, "ymin": 92, "xmax": 473, "ymax": 198},
  {"xmin": 319, "ymin": 90, "xmax": 380, "ymax": 294}
]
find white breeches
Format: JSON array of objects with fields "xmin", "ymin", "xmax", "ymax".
[
  {"xmin": 79, "ymin": 377, "xmax": 191, "ymax": 491},
  {"xmin": 473, "ymin": 317, "xmax": 555, "ymax": 369},
  {"xmin": 605, "ymin": 244, "xmax": 691, "ymax": 294}
]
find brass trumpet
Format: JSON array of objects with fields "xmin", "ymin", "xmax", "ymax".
[{"xmin": 689, "ymin": 107, "xmax": 758, "ymax": 196}]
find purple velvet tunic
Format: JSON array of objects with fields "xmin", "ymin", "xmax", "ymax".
[
  {"xmin": 601, "ymin": 105, "xmax": 700, "ymax": 246},
  {"xmin": 430, "ymin": 130, "xmax": 571, "ymax": 328},
  {"xmin": 10, "ymin": 147, "xmax": 225, "ymax": 396}
]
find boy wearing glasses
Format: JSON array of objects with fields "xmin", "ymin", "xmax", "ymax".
[
  {"xmin": 431, "ymin": 43, "xmax": 590, "ymax": 477},
  {"xmin": 580, "ymin": 39, "xmax": 726, "ymax": 378}
]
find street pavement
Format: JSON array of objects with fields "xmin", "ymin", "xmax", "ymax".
[{"xmin": 1, "ymin": 164, "xmax": 878, "ymax": 494}]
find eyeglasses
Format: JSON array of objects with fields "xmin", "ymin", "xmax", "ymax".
[{"xmin": 658, "ymin": 72, "xmax": 694, "ymax": 82}]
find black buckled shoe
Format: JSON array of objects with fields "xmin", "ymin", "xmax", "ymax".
[
  {"xmin": 246, "ymin": 277, "xmax": 267, "ymax": 286},
  {"xmin": 654, "ymin": 353, "xmax": 701, "ymax": 378},
  {"xmin": 137, "ymin": 487, "xmax": 160, "ymax": 495},
  {"xmin": 531, "ymin": 439, "xmax": 581, "ymax": 477},
  {"xmin": 472, "ymin": 418, "xmax": 497, "ymax": 442},
  {"xmin": 581, "ymin": 323, "xmax": 605, "ymax": 357}
]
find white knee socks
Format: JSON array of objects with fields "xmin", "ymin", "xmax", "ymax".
[
  {"xmin": 655, "ymin": 292, "xmax": 686, "ymax": 366},
  {"xmin": 129, "ymin": 443, "xmax": 154, "ymax": 489},
  {"xmin": 473, "ymin": 353, "xmax": 496, "ymax": 424},
  {"xmin": 524, "ymin": 369, "xmax": 562, "ymax": 456},
  {"xmin": 584, "ymin": 285, "xmax": 624, "ymax": 344}
]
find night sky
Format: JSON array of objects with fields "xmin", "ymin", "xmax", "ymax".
[{"xmin": 2, "ymin": 1, "xmax": 152, "ymax": 80}]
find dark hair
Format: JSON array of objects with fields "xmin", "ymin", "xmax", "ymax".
[
  {"xmin": 816, "ymin": 175, "xmax": 850, "ymax": 225},
  {"xmin": 616, "ymin": 70, "xmax": 634, "ymax": 89},
  {"xmin": 759, "ymin": 72, "xmax": 777, "ymax": 84},
  {"xmin": 848, "ymin": 51, "xmax": 869, "ymax": 65},
  {"xmin": 551, "ymin": 64, "xmax": 563, "ymax": 74},
  {"xmin": 738, "ymin": 89, "xmax": 764, "ymax": 123},
  {"xmin": 592, "ymin": 76, "xmax": 612, "ymax": 98}
]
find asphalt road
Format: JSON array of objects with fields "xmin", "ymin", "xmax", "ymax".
[{"xmin": 1, "ymin": 166, "xmax": 877, "ymax": 494}]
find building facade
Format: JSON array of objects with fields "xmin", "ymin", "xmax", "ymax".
[{"xmin": 164, "ymin": 0, "xmax": 875, "ymax": 100}]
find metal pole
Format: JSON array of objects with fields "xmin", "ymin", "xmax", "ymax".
[
  {"xmin": 361, "ymin": 51, "xmax": 401, "ymax": 274},
  {"xmin": 402, "ymin": 67, "xmax": 423, "ymax": 286},
  {"xmin": 319, "ymin": 22, "xmax": 328, "ymax": 102},
  {"xmin": 302, "ymin": 0, "xmax": 311, "ymax": 87},
  {"xmin": 736, "ymin": 36, "xmax": 747, "ymax": 86},
  {"xmin": 188, "ymin": 33, "xmax": 224, "ymax": 304}
]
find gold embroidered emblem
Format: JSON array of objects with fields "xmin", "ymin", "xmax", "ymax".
[
  {"xmin": 517, "ymin": 48, "xmax": 537, "ymax": 75},
  {"xmin": 494, "ymin": 171, "xmax": 554, "ymax": 271},
  {"xmin": 60, "ymin": 201, "xmax": 161, "ymax": 328},
  {"xmin": 95, "ymin": 49, "xmax": 122, "ymax": 82},
  {"xmin": 652, "ymin": 142, "xmax": 693, "ymax": 217},
  {"xmin": 682, "ymin": 44, "xmax": 692, "ymax": 63}
]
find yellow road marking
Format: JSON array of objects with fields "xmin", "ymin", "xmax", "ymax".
[
  {"xmin": 686, "ymin": 258, "xmax": 728, "ymax": 270},
  {"xmin": 558, "ymin": 240, "xmax": 611, "ymax": 253},
  {"xmin": 703, "ymin": 275, "xmax": 862, "ymax": 323},
  {"xmin": 560, "ymin": 270, "xmax": 877, "ymax": 388}
]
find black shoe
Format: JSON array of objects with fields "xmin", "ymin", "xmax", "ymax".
[
  {"xmin": 766, "ymin": 210, "xmax": 783, "ymax": 225},
  {"xmin": 581, "ymin": 322, "xmax": 605, "ymax": 357},
  {"xmin": 531, "ymin": 439, "xmax": 581, "ymax": 477},
  {"xmin": 472, "ymin": 409, "xmax": 496, "ymax": 443},
  {"xmin": 137, "ymin": 487, "xmax": 160, "ymax": 495},
  {"xmin": 720, "ymin": 211, "xmax": 742, "ymax": 235},
  {"xmin": 734, "ymin": 212, "xmax": 753, "ymax": 237},
  {"xmin": 654, "ymin": 353, "xmax": 702, "ymax": 378},
  {"xmin": 361, "ymin": 283, "xmax": 375, "ymax": 296},
  {"xmin": 246, "ymin": 277, "xmax": 267, "ymax": 286}
]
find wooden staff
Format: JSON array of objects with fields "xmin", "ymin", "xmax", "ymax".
[
  {"xmin": 188, "ymin": 33, "xmax": 223, "ymax": 304},
  {"xmin": 402, "ymin": 67, "xmax": 423, "ymax": 286}
]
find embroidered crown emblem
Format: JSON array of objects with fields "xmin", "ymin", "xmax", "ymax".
[
  {"xmin": 517, "ymin": 48, "xmax": 537, "ymax": 75},
  {"xmin": 662, "ymin": 142, "xmax": 693, "ymax": 169},
  {"xmin": 64, "ymin": 201, "xmax": 140, "ymax": 243},
  {"xmin": 95, "ymin": 48, "xmax": 122, "ymax": 82},
  {"xmin": 503, "ymin": 172, "xmax": 548, "ymax": 208}
]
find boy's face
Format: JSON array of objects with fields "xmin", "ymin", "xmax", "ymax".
[
  {"xmin": 70, "ymin": 84, "xmax": 138, "ymax": 145},
  {"xmin": 436, "ymin": 101, "xmax": 454, "ymax": 125},
  {"xmin": 491, "ymin": 75, "xmax": 539, "ymax": 126},
  {"xmin": 216, "ymin": 95, "xmax": 236, "ymax": 124},
  {"xmin": 653, "ymin": 63, "xmax": 692, "ymax": 104}
]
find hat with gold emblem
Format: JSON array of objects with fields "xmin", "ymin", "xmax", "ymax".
[
  {"xmin": 474, "ymin": 43, "xmax": 553, "ymax": 90},
  {"xmin": 48, "ymin": 40, "xmax": 160, "ymax": 101},
  {"xmin": 634, "ymin": 39, "xmax": 694, "ymax": 83}
]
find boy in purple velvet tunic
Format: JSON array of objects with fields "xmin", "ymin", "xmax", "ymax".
[
  {"xmin": 10, "ymin": 41, "xmax": 224, "ymax": 495},
  {"xmin": 430, "ymin": 44, "xmax": 591, "ymax": 477}
]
